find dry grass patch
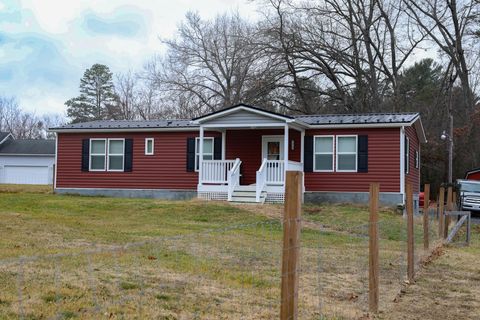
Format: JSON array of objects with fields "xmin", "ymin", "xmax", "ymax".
[
  {"xmin": 384, "ymin": 224, "xmax": 480, "ymax": 320},
  {"xmin": 0, "ymin": 187, "xmax": 466, "ymax": 319}
]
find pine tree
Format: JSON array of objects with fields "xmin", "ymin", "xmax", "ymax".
[{"xmin": 66, "ymin": 64, "xmax": 119, "ymax": 123}]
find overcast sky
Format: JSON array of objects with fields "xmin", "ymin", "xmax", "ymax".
[{"xmin": 0, "ymin": 0, "xmax": 260, "ymax": 115}]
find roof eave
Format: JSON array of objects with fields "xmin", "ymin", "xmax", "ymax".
[
  {"xmin": 306, "ymin": 122, "xmax": 411, "ymax": 129},
  {"xmin": 410, "ymin": 116, "xmax": 427, "ymax": 143},
  {"xmin": 49, "ymin": 127, "xmax": 201, "ymax": 133},
  {"xmin": 0, "ymin": 153, "xmax": 54, "ymax": 156}
]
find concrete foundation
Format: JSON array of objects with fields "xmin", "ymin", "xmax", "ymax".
[
  {"xmin": 55, "ymin": 188, "xmax": 197, "ymax": 200},
  {"xmin": 304, "ymin": 191, "xmax": 405, "ymax": 207},
  {"xmin": 55, "ymin": 188, "xmax": 419, "ymax": 212}
]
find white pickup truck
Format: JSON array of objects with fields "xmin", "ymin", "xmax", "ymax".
[{"xmin": 457, "ymin": 179, "xmax": 480, "ymax": 213}]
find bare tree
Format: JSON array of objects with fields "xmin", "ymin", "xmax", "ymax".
[
  {"xmin": 404, "ymin": 0, "xmax": 479, "ymax": 110},
  {"xmin": 114, "ymin": 70, "xmax": 139, "ymax": 120},
  {"xmin": 0, "ymin": 96, "xmax": 65, "ymax": 139},
  {"xmin": 147, "ymin": 11, "xmax": 280, "ymax": 116},
  {"xmin": 261, "ymin": 0, "xmax": 425, "ymax": 113}
]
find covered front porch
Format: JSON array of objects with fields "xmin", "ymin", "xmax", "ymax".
[{"xmin": 193, "ymin": 104, "xmax": 307, "ymax": 203}]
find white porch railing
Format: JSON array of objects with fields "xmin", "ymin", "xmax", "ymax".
[
  {"xmin": 201, "ymin": 160, "xmax": 236, "ymax": 184},
  {"xmin": 256, "ymin": 158, "xmax": 268, "ymax": 202},
  {"xmin": 227, "ymin": 158, "xmax": 242, "ymax": 201},
  {"xmin": 265, "ymin": 160, "xmax": 285, "ymax": 185},
  {"xmin": 264, "ymin": 160, "xmax": 303, "ymax": 185}
]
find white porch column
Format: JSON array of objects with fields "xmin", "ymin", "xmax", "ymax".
[
  {"xmin": 284, "ymin": 124, "xmax": 289, "ymax": 170},
  {"xmin": 300, "ymin": 129, "xmax": 305, "ymax": 198},
  {"xmin": 221, "ymin": 130, "xmax": 226, "ymax": 160},
  {"xmin": 400, "ymin": 126, "xmax": 406, "ymax": 206},
  {"xmin": 199, "ymin": 125, "xmax": 204, "ymax": 186},
  {"xmin": 300, "ymin": 130, "xmax": 305, "ymax": 164}
]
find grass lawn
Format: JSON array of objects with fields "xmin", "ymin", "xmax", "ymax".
[{"xmin": 0, "ymin": 184, "xmax": 472, "ymax": 319}]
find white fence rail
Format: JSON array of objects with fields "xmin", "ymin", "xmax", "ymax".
[
  {"xmin": 227, "ymin": 158, "xmax": 242, "ymax": 201},
  {"xmin": 201, "ymin": 160, "xmax": 236, "ymax": 184},
  {"xmin": 256, "ymin": 158, "xmax": 268, "ymax": 202}
]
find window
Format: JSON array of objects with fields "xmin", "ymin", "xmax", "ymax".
[
  {"xmin": 336, "ymin": 136, "xmax": 357, "ymax": 172},
  {"xmin": 107, "ymin": 139, "xmax": 125, "ymax": 171},
  {"xmin": 90, "ymin": 139, "xmax": 106, "ymax": 171},
  {"xmin": 89, "ymin": 138, "xmax": 125, "ymax": 172},
  {"xmin": 415, "ymin": 150, "xmax": 419, "ymax": 169},
  {"xmin": 195, "ymin": 137, "xmax": 214, "ymax": 171},
  {"xmin": 314, "ymin": 136, "xmax": 334, "ymax": 172},
  {"xmin": 405, "ymin": 137, "xmax": 410, "ymax": 174},
  {"xmin": 266, "ymin": 141, "xmax": 281, "ymax": 160},
  {"xmin": 145, "ymin": 138, "xmax": 154, "ymax": 155}
]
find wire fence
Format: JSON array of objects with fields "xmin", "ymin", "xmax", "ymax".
[
  {"xmin": 0, "ymin": 200, "xmax": 445, "ymax": 319},
  {"xmin": 1, "ymin": 221, "xmax": 286, "ymax": 319},
  {"xmin": 305, "ymin": 204, "xmax": 442, "ymax": 319}
]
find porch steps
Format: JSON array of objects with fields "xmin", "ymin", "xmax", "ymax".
[{"xmin": 230, "ymin": 185, "xmax": 267, "ymax": 203}]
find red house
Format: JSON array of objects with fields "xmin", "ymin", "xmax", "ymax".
[{"xmin": 51, "ymin": 104, "xmax": 426, "ymax": 208}]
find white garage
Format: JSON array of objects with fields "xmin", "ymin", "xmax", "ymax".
[
  {"xmin": 0, "ymin": 133, "xmax": 55, "ymax": 185},
  {"xmin": 3, "ymin": 165, "xmax": 51, "ymax": 184}
]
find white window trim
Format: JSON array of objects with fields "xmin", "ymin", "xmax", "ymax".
[
  {"xmin": 195, "ymin": 137, "xmax": 214, "ymax": 172},
  {"xmin": 415, "ymin": 150, "xmax": 419, "ymax": 169},
  {"xmin": 145, "ymin": 138, "xmax": 154, "ymax": 155},
  {"xmin": 405, "ymin": 137, "xmax": 410, "ymax": 174},
  {"xmin": 336, "ymin": 135, "xmax": 358, "ymax": 172},
  {"xmin": 313, "ymin": 135, "xmax": 334, "ymax": 172},
  {"xmin": 107, "ymin": 138, "xmax": 125, "ymax": 172},
  {"xmin": 89, "ymin": 138, "xmax": 107, "ymax": 172}
]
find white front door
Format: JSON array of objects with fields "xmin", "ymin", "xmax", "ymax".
[{"xmin": 261, "ymin": 136, "xmax": 284, "ymax": 161}]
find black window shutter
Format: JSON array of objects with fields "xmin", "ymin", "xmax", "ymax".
[
  {"xmin": 214, "ymin": 137, "xmax": 222, "ymax": 160},
  {"xmin": 304, "ymin": 136, "xmax": 313, "ymax": 172},
  {"xmin": 186, "ymin": 138, "xmax": 196, "ymax": 172},
  {"xmin": 81, "ymin": 139, "xmax": 90, "ymax": 172},
  {"xmin": 124, "ymin": 139, "xmax": 133, "ymax": 172},
  {"xmin": 357, "ymin": 135, "xmax": 368, "ymax": 173}
]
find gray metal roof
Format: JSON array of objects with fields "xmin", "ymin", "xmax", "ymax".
[
  {"xmin": 0, "ymin": 139, "xmax": 55, "ymax": 155},
  {"xmin": 50, "ymin": 112, "xmax": 420, "ymax": 131},
  {"xmin": 293, "ymin": 112, "xmax": 419, "ymax": 126},
  {"xmin": 51, "ymin": 119, "xmax": 195, "ymax": 130},
  {"xmin": 0, "ymin": 132, "xmax": 11, "ymax": 142}
]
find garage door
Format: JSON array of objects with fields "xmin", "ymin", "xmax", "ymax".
[{"xmin": 3, "ymin": 166, "xmax": 50, "ymax": 185}]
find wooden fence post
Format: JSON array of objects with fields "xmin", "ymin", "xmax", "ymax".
[
  {"xmin": 452, "ymin": 191, "xmax": 457, "ymax": 210},
  {"xmin": 444, "ymin": 186, "xmax": 453, "ymax": 239},
  {"xmin": 369, "ymin": 183, "xmax": 379, "ymax": 313},
  {"xmin": 280, "ymin": 171, "xmax": 302, "ymax": 320},
  {"xmin": 438, "ymin": 187, "xmax": 445, "ymax": 237},
  {"xmin": 423, "ymin": 184, "xmax": 430, "ymax": 250},
  {"xmin": 406, "ymin": 183, "xmax": 414, "ymax": 283}
]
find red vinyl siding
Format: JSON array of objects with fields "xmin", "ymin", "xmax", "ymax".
[
  {"xmin": 56, "ymin": 131, "xmax": 219, "ymax": 190},
  {"xmin": 405, "ymin": 126, "xmax": 420, "ymax": 193},
  {"xmin": 225, "ymin": 129, "xmax": 301, "ymax": 185},
  {"xmin": 304, "ymin": 128, "xmax": 401, "ymax": 193},
  {"xmin": 56, "ymin": 126, "xmax": 412, "ymax": 194}
]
